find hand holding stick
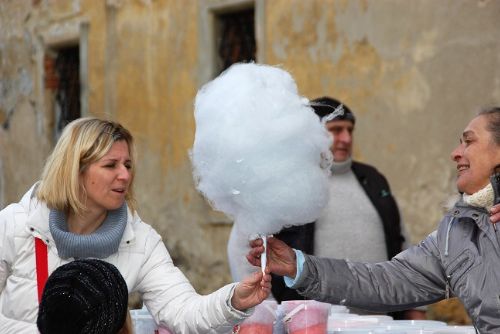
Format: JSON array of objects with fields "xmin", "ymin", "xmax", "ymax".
[{"xmin": 247, "ymin": 237, "xmax": 297, "ymax": 278}]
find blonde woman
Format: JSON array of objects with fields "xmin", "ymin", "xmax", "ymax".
[{"xmin": 0, "ymin": 117, "xmax": 271, "ymax": 334}]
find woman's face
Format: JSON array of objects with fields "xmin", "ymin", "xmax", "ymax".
[
  {"xmin": 451, "ymin": 115, "xmax": 500, "ymax": 195},
  {"xmin": 81, "ymin": 140, "xmax": 132, "ymax": 214}
]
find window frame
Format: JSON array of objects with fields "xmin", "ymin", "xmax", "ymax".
[
  {"xmin": 36, "ymin": 20, "xmax": 89, "ymax": 144},
  {"xmin": 198, "ymin": 0, "xmax": 265, "ymax": 86}
]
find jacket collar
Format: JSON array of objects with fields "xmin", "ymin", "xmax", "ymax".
[
  {"xmin": 444, "ymin": 199, "xmax": 500, "ymax": 255},
  {"xmin": 23, "ymin": 183, "xmax": 136, "ymax": 247},
  {"xmin": 451, "ymin": 199, "xmax": 490, "ymax": 232}
]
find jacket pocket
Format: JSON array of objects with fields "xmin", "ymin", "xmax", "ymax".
[{"xmin": 445, "ymin": 249, "xmax": 475, "ymax": 292}]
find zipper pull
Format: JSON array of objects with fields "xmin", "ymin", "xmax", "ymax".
[{"xmin": 445, "ymin": 275, "xmax": 451, "ymax": 299}]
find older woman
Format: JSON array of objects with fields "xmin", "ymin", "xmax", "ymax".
[
  {"xmin": 0, "ymin": 117, "xmax": 271, "ymax": 334},
  {"xmin": 248, "ymin": 107, "xmax": 500, "ymax": 333}
]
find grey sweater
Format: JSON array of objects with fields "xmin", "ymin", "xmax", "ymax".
[{"xmin": 314, "ymin": 159, "xmax": 387, "ymax": 262}]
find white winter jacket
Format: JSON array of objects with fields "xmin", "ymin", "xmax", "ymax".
[{"xmin": 0, "ymin": 185, "xmax": 249, "ymax": 334}]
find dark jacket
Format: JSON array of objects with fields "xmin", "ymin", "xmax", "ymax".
[{"xmin": 272, "ymin": 160, "xmax": 404, "ymax": 302}]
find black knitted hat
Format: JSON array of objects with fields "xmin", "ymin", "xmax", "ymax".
[
  {"xmin": 311, "ymin": 96, "xmax": 356, "ymax": 124},
  {"xmin": 37, "ymin": 259, "xmax": 128, "ymax": 334}
]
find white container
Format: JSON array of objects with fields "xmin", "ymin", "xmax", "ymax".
[
  {"xmin": 328, "ymin": 316, "xmax": 379, "ymax": 330},
  {"xmin": 358, "ymin": 315, "xmax": 393, "ymax": 323},
  {"xmin": 329, "ymin": 305, "xmax": 349, "ymax": 314},
  {"xmin": 379, "ymin": 320, "xmax": 447, "ymax": 333},
  {"xmin": 432, "ymin": 327, "xmax": 476, "ymax": 334},
  {"xmin": 380, "ymin": 320, "xmax": 447, "ymax": 329},
  {"xmin": 330, "ymin": 328, "xmax": 406, "ymax": 334},
  {"xmin": 131, "ymin": 314, "xmax": 157, "ymax": 334},
  {"xmin": 130, "ymin": 306, "xmax": 173, "ymax": 334}
]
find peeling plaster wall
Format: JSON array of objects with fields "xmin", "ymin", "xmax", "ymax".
[
  {"xmin": 1, "ymin": 0, "xmax": 500, "ymax": 298},
  {"xmin": 0, "ymin": 0, "xmax": 228, "ymax": 293},
  {"xmin": 0, "ymin": 158, "xmax": 4, "ymax": 209},
  {"xmin": 0, "ymin": 0, "xmax": 53, "ymax": 207},
  {"xmin": 106, "ymin": 0, "xmax": 231, "ymax": 292},
  {"xmin": 264, "ymin": 0, "xmax": 500, "ymax": 243}
]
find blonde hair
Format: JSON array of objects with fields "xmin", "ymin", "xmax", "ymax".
[{"xmin": 37, "ymin": 117, "xmax": 136, "ymax": 215}]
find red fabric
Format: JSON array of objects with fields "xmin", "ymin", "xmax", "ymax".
[{"xmin": 35, "ymin": 237, "xmax": 48, "ymax": 303}]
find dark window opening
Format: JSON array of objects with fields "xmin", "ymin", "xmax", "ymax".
[
  {"xmin": 216, "ymin": 8, "xmax": 256, "ymax": 74},
  {"xmin": 45, "ymin": 46, "xmax": 80, "ymax": 139}
]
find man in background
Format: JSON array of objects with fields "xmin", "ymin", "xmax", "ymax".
[{"xmin": 271, "ymin": 96, "xmax": 424, "ymax": 319}]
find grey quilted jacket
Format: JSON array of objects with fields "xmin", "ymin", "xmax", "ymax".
[{"xmin": 292, "ymin": 199, "xmax": 500, "ymax": 333}]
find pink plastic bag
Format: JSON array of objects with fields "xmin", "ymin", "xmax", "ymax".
[
  {"xmin": 282, "ymin": 300, "xmax": 330, "ymax": 334},
  {"xmin": 239, "ymin": 300, "xmax": 277, "ymax": 334}
]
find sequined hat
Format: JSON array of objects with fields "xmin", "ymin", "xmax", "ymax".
[
  {"xmin": 37, "ymin": 259, "xmax": 128, "ymax": 334},
  {"xmin": 311, "ymin": 96, "xmax": 356, "ymax": 124}
]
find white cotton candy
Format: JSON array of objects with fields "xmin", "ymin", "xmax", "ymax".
[{"xmin": 190, "ymin": 63, "xmax": 332, "ymax": 236}]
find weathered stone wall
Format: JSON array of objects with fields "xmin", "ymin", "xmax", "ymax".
[
  {"xmin": 0, "ymin": 0, "xmax": 54, "ymax": 209},
  {"xmin": 263, "ymin": 0, "xmax": 500, "ymax": 244},
  {"xmin": 0, "ymin": 0, "xmax": 229, "ymax": 293},
  {"xmin": 1, "ymin": 0, "xmax": 499, "ymax": 301}
]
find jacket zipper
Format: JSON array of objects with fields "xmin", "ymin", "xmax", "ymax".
[
  {"xmin": 445, "ymin": 275, "xmax": 451, "ymax": 299},
  {"xmin": 444, "ymin": 253, "xmax": 472, "ymax": 300},
  {"xmin": 445, "ymin": 210, "xmax": 461, "ymax": 257},
  {"xmin": 444, "ymin": 210, "xmax": 460, "ymax": 298}
]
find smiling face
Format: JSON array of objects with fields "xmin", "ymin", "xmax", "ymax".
[
  {"xmin": 325, "ymin": 119, "xmax": 354, "ymax": 162},
  {"xmin": 451, "ymin": 115, "xmax": 500, "ymax": 195},
  {"xmin": 80, "ymin": 140, "xmax": 132, "ymax": 215}
]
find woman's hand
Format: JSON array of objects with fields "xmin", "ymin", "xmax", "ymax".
[
  {"xmin": 246, "ymin": 237, "xmax": 297, "ymax": 278},
  {"xmin": 490, "ymin": 204, "xmax": 500, "ymax": 227},
  {"xmin": 231, "ymin": 270, "xmax": 272, "ymax": 311}
]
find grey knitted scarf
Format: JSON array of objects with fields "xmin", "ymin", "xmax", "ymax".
[{"xmin": 49, "ymin": 203, "xmax": 127, "ymax": 259}]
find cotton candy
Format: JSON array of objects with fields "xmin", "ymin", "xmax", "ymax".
[{"xmin": 191, "ymin": 63, "xmax": 332, "ymax": 236}]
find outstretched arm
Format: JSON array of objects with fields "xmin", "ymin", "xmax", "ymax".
[{"xmin": 293, "ymin": 232, "xmax": 446, "ymax": 312}]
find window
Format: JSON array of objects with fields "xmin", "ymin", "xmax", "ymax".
[
  {"xmin": 38, "ymin": 20, "xmax": 88, "ymax": 144},
  {"xmin": 198, "ymin": 0, "xmax": 264, "ymax": 85},
  {"xmin": 216, "ymin": 8, "xmax": 256, "ymax": 73},
  {"xmin": 45, "ymin": 45, "xmax": 81, "ymax": 139}
]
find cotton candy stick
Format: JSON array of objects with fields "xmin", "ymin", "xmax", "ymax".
[{"xmin": 261, "ymin": 235, "xmax": 267, "ymax": 275}]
